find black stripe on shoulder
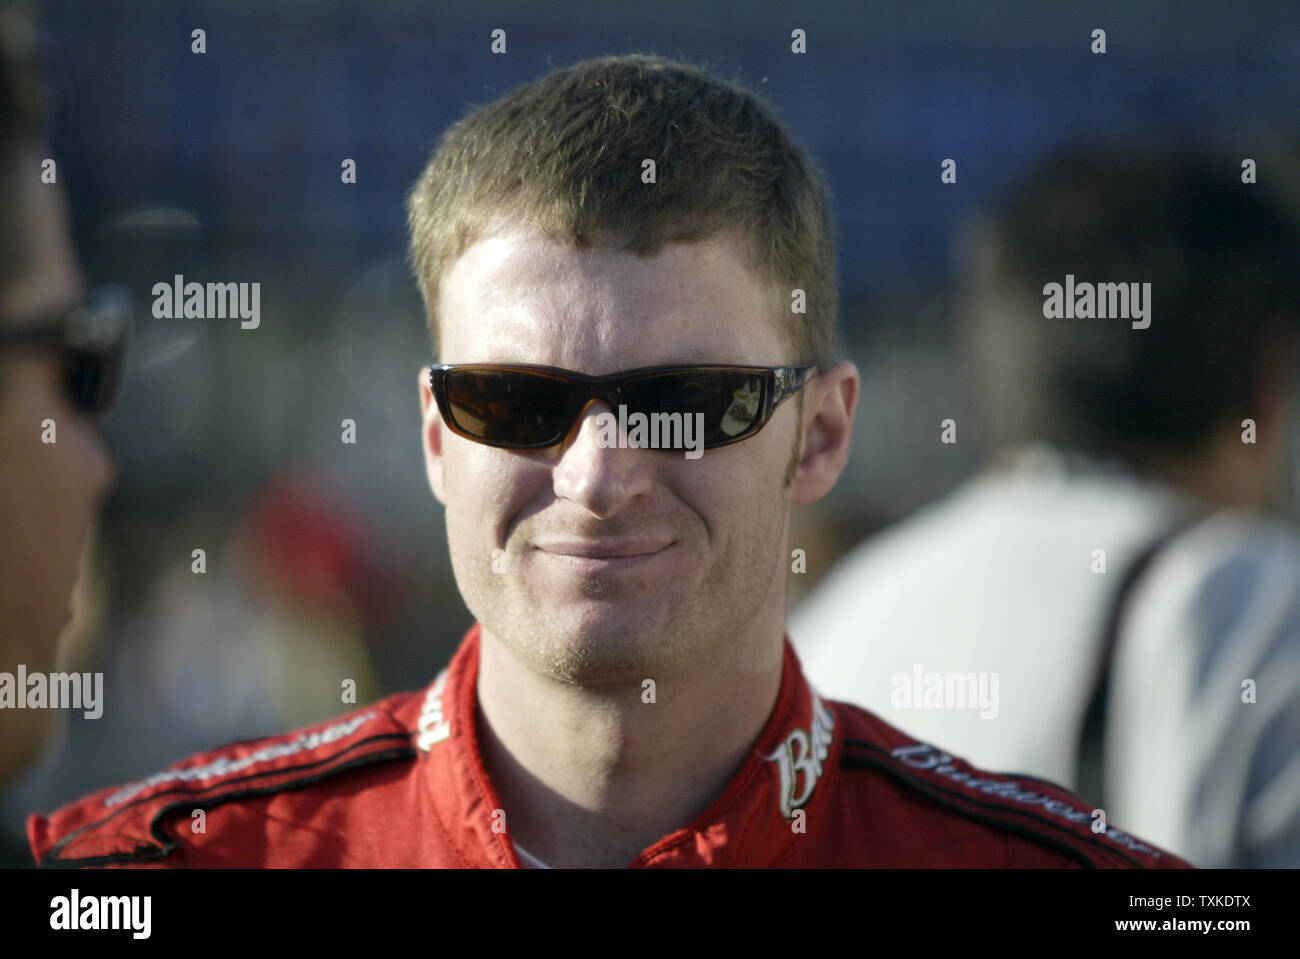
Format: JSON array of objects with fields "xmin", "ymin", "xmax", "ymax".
[
  {"xmin": 42, "ymin": 733, "xmax": 416, "ymax": 868},
  {"xmin": 838, "ymin": 749, "xmax": 1095, "ymax": 867},
  {"xmin": 840, "ymin": 739, "xmax": 1146, "ymax": 868}
]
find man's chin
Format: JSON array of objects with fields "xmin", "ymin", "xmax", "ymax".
[
  {"xmin": 501, "ymin": 602, "xmax": 679, "ymax": 684},
  {"xmin": 558, "ymin": 617, "xmax": 661, "ymax": 669}
]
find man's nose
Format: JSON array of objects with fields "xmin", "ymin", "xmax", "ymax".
[{"xmin": 551, "ymin": 400, "xmax": 654, "ymax": 518}]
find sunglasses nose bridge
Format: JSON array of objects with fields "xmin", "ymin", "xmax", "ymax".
[
  {"xmin": 541, "ymin": 372, "xmax": 613, "ymax": 445},
  {"xmin": 591, "ymin": 378, "xmax": 623, "ymax": 411},
  {"xmin": 550, "ymin": 392, "xmax": 616, "ymax": 450},
  {"xmin": 571, "ymin": 379, "xmax": 622, "ymax": 424},
  {"xmin": 561, "ymin": 377, "xmax": 619, "ymax": 419}
]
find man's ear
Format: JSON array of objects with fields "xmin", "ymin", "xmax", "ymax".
[
  {"xmin": 418, "ymin": 368, "xmax": 447, "ymax": 505},
  {"xmin": 788, "ymin": 360, "xmax": 859, "ymax": 506}
]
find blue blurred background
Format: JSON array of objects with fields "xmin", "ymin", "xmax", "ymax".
[{"xmin": 4, "ymin": 0, "xmax": 1299, "ymax": 845}]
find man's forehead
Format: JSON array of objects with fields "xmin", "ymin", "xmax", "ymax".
[
  {"xmin": 442, "ymin": 225, "xmax": 758, "ymax": 301},
  {"xmin": 436, "ymin": 225, "xmax": 782, "ymax": 367}
]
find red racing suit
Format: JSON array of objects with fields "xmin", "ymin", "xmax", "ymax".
[{"xmin": 29, "ymin": 624, "xmax": 1193, "ymax": 868}]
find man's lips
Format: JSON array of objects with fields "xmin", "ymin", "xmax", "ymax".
[
  {"xmin": 531, "ymin": 540, "xmax": 677, "ymax": 571},
  {"xmin": 532, "ymin": 540, "xmax": 674, "ymax": 558}
]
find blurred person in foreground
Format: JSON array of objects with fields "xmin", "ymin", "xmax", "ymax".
[
  {"xmin": 30, "ymin": 57, "xmax": 1187, "ymax": 868},
  {"xmin": 792, "ymin": 149, "xmax": 1300, "ymax": 868},
  {"xmin": 0, "ymin": 0, "xmax": 119, "ymax": 842},
  {"xmin": 0, "ymin": 2, "xmax": 118, "ymax": 783}
]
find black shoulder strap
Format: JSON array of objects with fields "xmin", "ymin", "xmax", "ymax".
[{"xmin": 1074, "ymin": 508, "xmax": 1208, "ymax": 810}]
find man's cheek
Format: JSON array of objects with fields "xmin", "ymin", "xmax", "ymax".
[
  {"xmin": 444, "ymin": 508, "xmax": 499, "ymax": 619},
  {"xmin": 445, "ymin": 475, "xmax": 512, "ymax": 578}
]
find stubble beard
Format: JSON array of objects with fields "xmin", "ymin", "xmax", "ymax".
[
  {"xmin": 449, "ymin": 418, "xmax": 801, "ymax": 686},
  {"xmin": 451, "ymin": 505, "xmax": 786, "ymax": 688}
]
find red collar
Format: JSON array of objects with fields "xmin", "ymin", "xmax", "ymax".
[{"xmin": 416, "ymin": 623, "xmax": 839, "ymax": 867}]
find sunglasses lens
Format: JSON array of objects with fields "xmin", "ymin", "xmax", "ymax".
[
  {"xmin": 63, "ymin": 285, "xmax": 131, "ymax": 413},
  {"xmin": 442, "ymin": 368, "xmax": 577, "ymax": 446},
  {"xmin": 622, "ymin": 370, "xmax": 766, "ymax": 446}
]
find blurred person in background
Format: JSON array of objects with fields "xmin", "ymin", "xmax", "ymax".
[
  {"xmin": 106, "ymin": 475, "xmax": 389, "ymax": 744},
  {"xmin": 0, "ymin": 0, "xmax": 118, "ymax": 851},
  {"xmin": 792, "ymin": 148, "xmax": 1300, "ymax": 868}
]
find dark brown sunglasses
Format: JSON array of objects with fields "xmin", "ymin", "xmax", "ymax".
[
  {"xmin": 427, "ymin": 362, "xmax": 818, "ymax": 451},
  {"xmin": 0, "ymin": 285, "xmax": 130, "ymax": 413}
]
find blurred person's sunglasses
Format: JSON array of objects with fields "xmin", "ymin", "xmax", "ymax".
[
  {"xmin": 0, "ymin": 285, "xmax": 130, "ymax": 413},
  {"xmin": 427, "ymin": 361, "xmax": 818, "ymax": 450}
]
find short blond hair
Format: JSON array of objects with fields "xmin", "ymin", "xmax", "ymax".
[{"xmin": 406, "ymin": 53, "xmax": 839, "ymax": 368}]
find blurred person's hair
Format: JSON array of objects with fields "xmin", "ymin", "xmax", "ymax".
[
  {"xmin": 406, "ymin": 53, "xmax": 840, "ymax": 369},
  {"xmin": 961, "ymin": 147, "xmax": 1300, "ymax": 468},
  {"xmin": 0, "ymin": 0, "xmax": 45, "ymax": 292}
]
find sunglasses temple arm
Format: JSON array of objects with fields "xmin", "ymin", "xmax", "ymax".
[{"xmin": 771, "ymin": 365, "xmax": 818, "ymax": 411}]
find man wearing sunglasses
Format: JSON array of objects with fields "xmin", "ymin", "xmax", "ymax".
[
  {"xmin": 31, "ymin": 54, "xmax": 1189, "ymax": 868},
  {"xmin": 0, "ymin": 0, "xmax": 120, "ymax": 804}
]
